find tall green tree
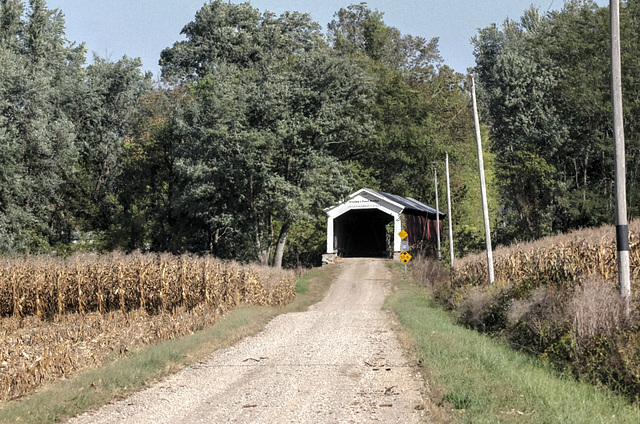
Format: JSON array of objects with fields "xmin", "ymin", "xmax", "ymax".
[
  {"xmin": 329, "ymin": 3, "xmax": 496, "ymax": 256},
  {"xmin": 327, "ymin": 3, "xmax": 440, "ymax": 79},
  {"xmin": 115, "ymin": 87, "xmax": 188, "ymax": 252},
  {"xmin": 476, "ymin": 14, "xmax": 569, "ymax": 239},
  {"xmin": 0, "ymin": 0, "xmax": 151, "ymax": 254},
  {"xmin": 69, "ymin": 55, "xmax": 152, "ymax": 248},
  {"xmin": 472, "ymin": 1, "xmax": 640, "ymax": 242},
  {"xmin": 0, "ymin": 0, "xmax": 85, "ymax": 251},
  {"xmin": 328, "ymin": 3, "xmax": 445, "ymax": 200},
  {"xmin": 158, "ymin": 1, "xmax": 372, "ymax": 266}
]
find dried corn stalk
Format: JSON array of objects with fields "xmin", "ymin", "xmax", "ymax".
[{"xmin": 0, "ymin": 252, "xmax": 296, "ymax": 400}]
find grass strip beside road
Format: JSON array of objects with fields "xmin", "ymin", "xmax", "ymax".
[
  {"xmin": 385, "ymin": 279, "xmax": 640, "ymax": 423},
  {"xmin": 0, "ymin": 263, "xmax": 342, "ymax": 424}
]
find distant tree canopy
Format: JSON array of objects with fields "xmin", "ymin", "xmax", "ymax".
[
  {"xmin": 151, "ymin": 1, "xmax": 374, "ymax": 267},
  {"xmin": 473, "ymin": 0, "xmax": 640, "ymax": 243},
  {"xmin": 328, "ymin": 3, "xmax": 496, "ymax": 255}
]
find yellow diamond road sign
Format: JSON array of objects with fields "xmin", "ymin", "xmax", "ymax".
[
  {"xmin": 398, "ymin": 229, "xmax": 408, "ymax": 240},
  {"xmin": 399, "ymin": 251, "xmax": 412, "ymax": 263}
]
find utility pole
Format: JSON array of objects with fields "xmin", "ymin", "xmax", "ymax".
[
  {"xmin": 471, "ymin": 75, "xmax": 495, "ymax": 284},
  {"xmin": 435, "ymin": 169, "xmax": 441, "ymax": 259},
  {"xmin": 610, "ymin": 0, "xmax": 631, "ymax": 314},
  {"xmin": 446, "ymin": 152, "xmax": 454, "ymax": 267}
]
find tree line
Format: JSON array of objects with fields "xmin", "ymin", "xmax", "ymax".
[
  {"xmin": 9, "ymin": 0, "xmax": 635, "ymax": 268},
  {"xmin": 1, "ymin": 0, "xmax": 489, "ymax": 267}
]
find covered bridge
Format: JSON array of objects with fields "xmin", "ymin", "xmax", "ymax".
[{"xmin": 323, "ymin": 188, "xmax": 445, "ymax": 262}]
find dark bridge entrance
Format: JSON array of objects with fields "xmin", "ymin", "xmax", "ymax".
[
  {"xmin": 334, "ymin": 209, "xmax": 393, "ymax": 257},
  {"xmin": 324, "ymin": 189, "xmax": 445, "ymax": 265}
]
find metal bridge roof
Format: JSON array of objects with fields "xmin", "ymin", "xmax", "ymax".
[{"xmin": 373, "ymin": 190, "xmax": 445, "ymax": 217}]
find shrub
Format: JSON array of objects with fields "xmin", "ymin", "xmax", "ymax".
[
  {"xmin": 457, "ymin": 286, "xmax": 495, "ymax": 331},
  {"xmin": 568, "ymin": 276, "xmax": 628, "ymax": 351},
  {"xmin": 505, "ymin": 285, "xmax": 573, "ymax": 362},
  {"xmin": 410, "ymin": 254, "xmax": 449, "ymax": 291}
]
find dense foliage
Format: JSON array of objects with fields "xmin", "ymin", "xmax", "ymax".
[
  {"xmin": 0, "ymin": 0, "xmax": 152, "ymax": 253},
  {"xmin": 0, "ymin": 0, "xmax": 483, "ymax": 267},
  {"xmin": 19, "ymin": 0, "xmax": 629, "ymax": 266},
  {"xmin": 157, "ymin": 3, "xmax": 373, "ymax": 267},
  {"xmin": 473, "ymin": 0, "xmax": 640, "ymax": 243}
]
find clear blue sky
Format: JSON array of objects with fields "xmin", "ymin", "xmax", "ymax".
[{"xmin": 47, "ymin": 0, "xmax": 609, "ymax": 78}]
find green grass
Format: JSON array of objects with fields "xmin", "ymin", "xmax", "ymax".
[
  {"xmin": 0, "ymin": 264, "xmax": 341, "ymax": 424},
  {"xmin": 294, "ymin": 269, "xmax": 317, "ymax": 294},
  {"xmin": 385, "ymin": 279, "xmax": 640, "ymax": 423}
]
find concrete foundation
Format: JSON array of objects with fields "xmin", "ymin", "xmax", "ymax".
[{"xmin": 322, "ymin": 253, "xmax": 338, "ymax": 265}]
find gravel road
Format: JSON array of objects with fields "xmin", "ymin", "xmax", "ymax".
[{"xmin": 69, "ymin": 258, "xmax": 427, "ymax": 423}]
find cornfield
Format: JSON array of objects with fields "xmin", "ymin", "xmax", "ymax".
[
  {"xmin": 451, "ymin": 222, "xmax": 640, "ymax": 294},
  {"xmin": 0, "ymin": 252, "xmax": 296, "ymax": 400}
]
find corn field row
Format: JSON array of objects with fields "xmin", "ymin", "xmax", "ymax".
[
  {"xmin": 0, "ymin": 252, "xmax": 295, "ymax": 319},
  {"xmin": 451, "ymin": 222, "xmax": 640, "ymax": 292},
  {"xmin": 0, "ymin": 252, "xmax": 296, "ymax": 400}
]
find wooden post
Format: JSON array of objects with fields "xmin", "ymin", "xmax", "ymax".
[
  {"xmin": 446, "ymin": 152, "xmax": 454, "ymax": 267},
  {"xmin": 471, "ymin": 75, "xmax": 495, "ymax": 284},
  {"xmin": 435, "ymin": 169, "xmax": 441, "ymax": 259},
  {"xmin": 610, "ymin": 0, "xmax": 631, "ymax": 313}
]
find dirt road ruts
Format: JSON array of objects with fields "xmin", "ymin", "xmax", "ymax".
[{"xmin": 69, "ymin": 258, "xmax": 426, "ymax": 423}]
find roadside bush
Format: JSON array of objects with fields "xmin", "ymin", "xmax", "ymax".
[
  {"xmin": 410, "ymin": 254, "xmax": 449, "ymax": 290},
  {"xmin": 457, "ymin": 283, "xmax": 513, "ymax": 332},
  {"xmin": 506, "ymin": 285, "xmax": 573, "ymax": 362},
  {"xmin": 457, "ymin": 286, "xmax": 494, "ymax": 330},
  {"xmin": 569, "ymin": 276, "xmax": 628, "ymax": 348},
  {"xmin": 450, "ymin": 274, "xmax": 640, "ymax": 397},
  {"xmin": 612, "ymin": 330, "xmax": 640, "ymax": 400}
]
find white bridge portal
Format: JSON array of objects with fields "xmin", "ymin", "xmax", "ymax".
[{"xmin": 323, "ymin": 188, "xmax": 444, "ymax": 262}]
